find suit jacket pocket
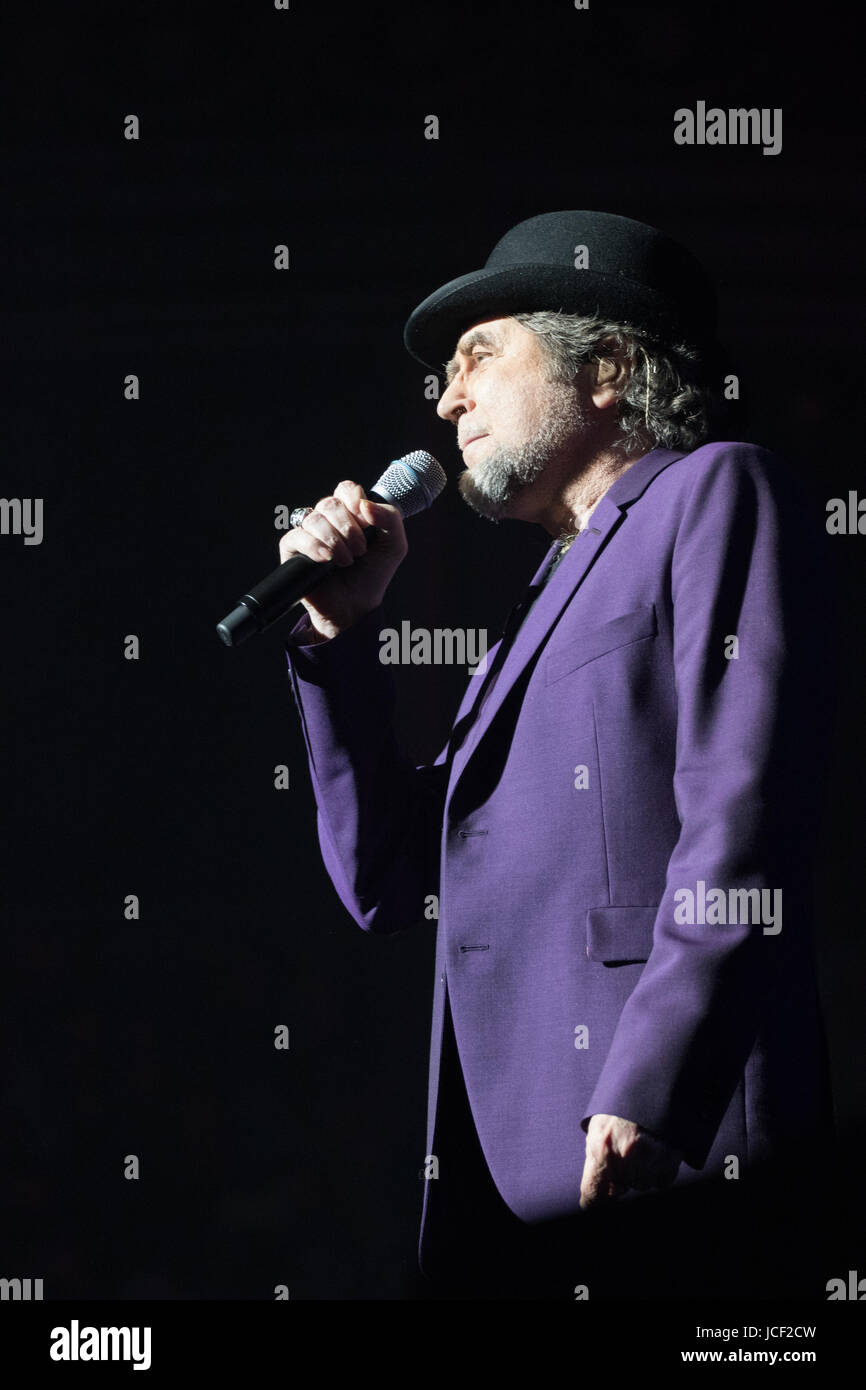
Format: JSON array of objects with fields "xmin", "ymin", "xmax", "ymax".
[
  {"xmin": 585, "ymin": 904, "xmax": 658, "ymax": 963},
  {"xmin": 545, "ymin": 604, "xmax": 657, "ymax": 685}
]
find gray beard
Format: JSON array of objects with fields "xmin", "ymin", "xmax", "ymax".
[{"xmin": 456, "ymin": 383, "xmax": 588, "ymax": 523}]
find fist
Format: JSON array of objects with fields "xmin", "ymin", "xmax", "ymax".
[
  {"xmin": 277, "ymin": 479, "xmax": 407, "ymax": 640},
  {"xmin": 579, "ymin": 1113, "xmax": 682, "ymax": 1208}
]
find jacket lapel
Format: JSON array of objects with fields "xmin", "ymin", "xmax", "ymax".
[{"xmin": 444, "ymin": 447, "xmax": 684, "ymax": 809}]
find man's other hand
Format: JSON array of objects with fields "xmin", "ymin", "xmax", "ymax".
[{"xmin": 579, "ymin": 1113, "xmax": 682, "ymax": 1208}]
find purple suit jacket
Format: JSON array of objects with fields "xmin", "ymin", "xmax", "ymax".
[{"xmin": 283, "ymin": 441, "xmax": 834, "ymax": 1239}]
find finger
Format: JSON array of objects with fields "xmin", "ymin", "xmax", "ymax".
[
  {"xmin": 332, "ymin": 479, "xmax": 367, "ymax": 520},
  {"xmin": 280, "ymin": 524, "xmax": 332, "ymax": 564},
  {"xmin": 316, "ymin": 494, "xmax": 368, "ymax": 561},
  {"xmin": 579, "ymin": 1118, "xmax": 617, "ymax": 1208},
  {"xmin": 303, "ymin": 504, "xmax": 357, "ymax": 566},
  {"xmin": 579, "ymin": 1153, "xmax": 612, "ymax": 1209},
  {"xmin": 331, "ymin": 482, "xmax": 372, "ymax": 555},
  {"xmin": 580, "ymin": 1176, "xmax": 612, "ymax": 1208},
  {"xmin": 359, "ymin": 496, "xmax": 400, "ymax": 528},
  {"xmin": 358, "ymin": 498, "xmax": 409, "ymax": 556},
  {"xmin": 331, "ymin": 483, "xmax": 405, "ymax": 550}
]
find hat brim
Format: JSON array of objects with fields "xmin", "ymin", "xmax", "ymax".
[{"xmin": 403, "ymin": 263, "xmax": 714, "ymax": 372}]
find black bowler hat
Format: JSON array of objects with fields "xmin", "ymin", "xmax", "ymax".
[{"xmin": 403, "ymin": 210, "xmax": 719, "ymax": 372}]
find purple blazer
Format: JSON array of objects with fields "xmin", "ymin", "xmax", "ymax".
[{"xmin": 284, "ymin": 442, "xmax": 834, "ymax": 1239}]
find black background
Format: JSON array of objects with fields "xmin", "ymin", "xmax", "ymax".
[{"xmin": 3, "ymin": 0, "xmax": 863, "ymax": 1300}]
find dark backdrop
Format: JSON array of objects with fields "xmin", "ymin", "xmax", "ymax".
[{"xmin": 3, "ymin": 0, "xmax": 863, "ymax": 1299}]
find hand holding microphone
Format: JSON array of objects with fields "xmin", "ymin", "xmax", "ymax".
[
  {"xmin": 278, "ymin": 482, "xmax": 407, "ymax": 642},
  {"xmin": 216, "ymin": 450, "xmax": 447, "ymax": 647}
]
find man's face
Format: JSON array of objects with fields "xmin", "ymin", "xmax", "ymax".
[{"xmin": 436, "ymin": 316, "xmax": 593, "ymax": 522}]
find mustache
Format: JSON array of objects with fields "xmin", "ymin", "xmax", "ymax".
[{"xmin": 458, "ymin": 427, "xmax": 489, "ymax": 448}]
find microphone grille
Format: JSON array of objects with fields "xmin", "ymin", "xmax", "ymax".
[{"xmin": 372, "ymin": 450, "xmax": 447, "ymax": 519}]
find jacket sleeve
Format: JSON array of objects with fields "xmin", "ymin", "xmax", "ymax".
[
  {"xmin": 283, "ymin": 603, "xmax": 449, "ymax": 935},
  {"xmin": 579, "ymin": 445, "xmax": 828, "ymax": 1168}
]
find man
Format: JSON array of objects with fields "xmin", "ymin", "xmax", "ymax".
[{"xmin": 279, "ymin": 211, "xmax": 835, "ymax": 1299}]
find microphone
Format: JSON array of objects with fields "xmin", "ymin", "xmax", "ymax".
[{"xmin": 216, "ymin": 449, "xmax": 447, "ymax": 647}]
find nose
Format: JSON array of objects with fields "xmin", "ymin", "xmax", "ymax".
[{"xmin": 436, "ymin": 370, "xmax": 472, "ymax": 422}]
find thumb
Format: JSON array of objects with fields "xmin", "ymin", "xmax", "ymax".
[{"xmin": 361, "ymin": 497, "xmax": 403, "ymax": 532}]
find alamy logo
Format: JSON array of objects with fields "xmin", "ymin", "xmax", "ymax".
[
  {"xmin": 674, "ymin": 102, "xmax": 782, "ymax": 156},
  {"xmin": 0, "ymin": 497, "xmax": 43, "ymax": 545},
  {"xmin": 826, "ymin": 493, "xmax": 866, "ymax": 534},
  {"xmin": 673, "ymin": 880, "xmax": 782, "ymax": 935},
  {"xmin": 826, "ymin": 1270, "xmax": 866, "ymax": 1299},
  {"xmin": 0, "ymin": 1276, "xmax": 43, "ymax": 1300},
  {"xmin": 379, "ymin": 622, "xmax": 488, "ymax": 675},
  {"xmin": 49, "ymin": 1320, "xmax": 152, "ymax": 1371}
]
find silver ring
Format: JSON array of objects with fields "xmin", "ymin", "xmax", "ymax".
[{"xmin": 290, "ymin": 506, "xmax": 314, "ymax": 528}]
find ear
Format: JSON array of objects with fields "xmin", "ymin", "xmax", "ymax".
[{"xmin": 590, "ymin": 339, "xmax": 631, "ymax": 412}]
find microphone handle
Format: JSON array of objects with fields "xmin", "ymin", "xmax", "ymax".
[{"xmin": 216, "ymin": 487, "xmax": 390, "ymax": 648}]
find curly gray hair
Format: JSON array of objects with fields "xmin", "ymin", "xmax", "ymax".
[{"xmin": 510, "ymin": 310, "xmax": 714, "ymax": 455}]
